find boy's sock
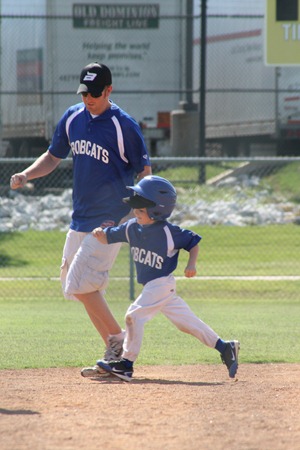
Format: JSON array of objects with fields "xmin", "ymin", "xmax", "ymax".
[
  {"xmin": 215, "ymin": 338, "xmax": 227, "ymax": 354},
  {"xmin": 122, "ymin": 358, "xmax": 134, "ymax": 369}
]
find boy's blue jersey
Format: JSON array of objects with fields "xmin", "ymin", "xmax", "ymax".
[
  {"xmin": 105, "ymin": 219, "xmax": 201, "ymax": 285},
  {"xmin": 48, "ymin": 101, "xmax": 150, "ymax": 232}
]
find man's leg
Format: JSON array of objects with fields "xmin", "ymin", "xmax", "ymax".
[
  {"xmin": 75, "ymin": 290, "xmax": 121, "ymax": 345},
  {"xmin": 79, "ymin": 291, "xmax": 125, "ymax": 378},
  {"xmin": 62, "ymin": 231, "xmax": 125, "ymax": 376},
  {"xmin": 63, "ymin": 233, "xmax": 123, "ymax": 341}
]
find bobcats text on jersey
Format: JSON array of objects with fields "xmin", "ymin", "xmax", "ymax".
[
  {"xmin": 70, "ymin": 139, "xmax": 109, "ymax": 162},
  {"xmin": 131, "ymin": 246, "xmax": 163, "ymax": 269}
]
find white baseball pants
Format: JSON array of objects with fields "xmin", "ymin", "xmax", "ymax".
[{"xmin": 122, "ymin": 274, "xmax": 219, "ymax": 362}]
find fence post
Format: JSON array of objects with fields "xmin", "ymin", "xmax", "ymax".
[
  {"xmin": 198, "ymin": 0, "xmax": 207, "ymax": 184},
  {"xmin": 129, "ymin": 247, "xmax": 135, "ymax": 301}
]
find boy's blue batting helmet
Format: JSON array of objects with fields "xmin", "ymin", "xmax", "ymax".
[{"xmin": 124, "ymin": 175, "xmax": 177, "ymax": 220}]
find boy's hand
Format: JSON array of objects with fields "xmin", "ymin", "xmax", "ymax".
[
  {"xmin": 185, "ymin": 245, "xmax": 198, "ymax": 278},
  {"xmin": 184, "ymin": 265, "xmax": 197, "ymax": 278},
  {"xmin": 92, "ymin": 227, "xmax": 104, "ymax": 236},
  {"xmin": 92, "ymin": 227, "xmax": 107, "ymax": 244}
]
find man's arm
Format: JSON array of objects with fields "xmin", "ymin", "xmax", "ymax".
[
  {"xmin": 10, "ymin": 150, "xmax": 61, "ymax": 189},
  {"xmin": 137, "ymin": 165, "xmax": 152, "ymax": 181},
  {"xmin": 119, "ymin": 165, "xmax": 152, "ymax": 223}
]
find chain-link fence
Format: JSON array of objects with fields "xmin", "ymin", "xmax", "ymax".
[
  {"xmin": 0, "ymin": 4, "xmax": 299, "ymax": 303},
  {"xmin": 1, "ymin": 157, "xmax": 300, "ymax": 303},
  {"xmin": 1, "ymin": 3, "xmax": 300, "ymax": 158},
  {"xmin": 0, "ymin": 1, "xmax": 199, "ymax": 157}
]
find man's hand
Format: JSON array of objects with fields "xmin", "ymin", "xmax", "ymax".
[{"xmin": 10, "ymin": 173, "xmax": 28, "ymax": 189}]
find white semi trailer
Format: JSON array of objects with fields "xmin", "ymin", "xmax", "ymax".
[
  {"xmin": 1, "ymin": 1, "xmax": 300, "ymax": 157},
  {"xmin": 0, "ymin": 0, "xmax": 185, "ymax": 156},
  {"xmin": 204, "ymin": 14, "xmax": 300, "ymax": 156}
]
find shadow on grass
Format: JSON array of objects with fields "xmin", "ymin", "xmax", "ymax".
[
  {"xmin": 0, "ymin": 252, "xmax": 28, "ymax": 268},
  {"xmin": 0, "ymin": 232, "xmax": 29, "ymax": 268}
]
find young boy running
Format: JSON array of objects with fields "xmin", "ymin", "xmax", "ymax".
[{"xmin": 92, "ymin": 175, "xmax": 240, "ymax": 381}]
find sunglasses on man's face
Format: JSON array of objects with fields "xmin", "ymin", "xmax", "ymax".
[{"xmin": 81, "ymin": 91, "xmax": 103, "ymax": 98}]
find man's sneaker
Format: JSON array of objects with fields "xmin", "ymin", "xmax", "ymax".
[
  {"xmin": 97, "ymin": 359, "xmax": 133, "ymax": 382},
  {"xmin": 81, "ymin": 332, "xmax": 125, "ymax": 378},
  {"xmin": 102, "ymin": 334, "xmax": 124, "ymax": 362},
  {"xmin": 80, "ymin": 365, "xmax": 111, "ymax": 378},
  {"xmin": 221, "ymin": 340, "xmax": 240, "ymax": 378}
]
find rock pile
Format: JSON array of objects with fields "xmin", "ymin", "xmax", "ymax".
[
  {"xmin": 1, "ymin": 176, "xmax": 299, "ymax": 232},
  {"xmin": 0, "ymin": 189, "xmax": 72, "ymax": 232}
]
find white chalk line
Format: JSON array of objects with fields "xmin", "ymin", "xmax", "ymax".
[{"xmin": 0, "ymin": 276, "xmax": 299, "ymax": 281}]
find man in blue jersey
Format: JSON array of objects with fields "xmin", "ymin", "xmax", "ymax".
[
  {"xmin": 10, "ymin": 62, "xmax": 152, "ymax": 370},
  {"xmin": 89, "ymin": 175, "xmax": 240, "ymax": 382}
]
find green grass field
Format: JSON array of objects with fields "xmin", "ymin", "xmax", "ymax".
[
  {"xmin": 1, "ymin": 224, "xmax": 299, "ymax": 278},
  {"xmin": 0, "ymin": 224, "xmax": 299, "ymax": 369},
  {"xmin": 1, "ymin": 162, "xmax": 299, "ymax": 369}
]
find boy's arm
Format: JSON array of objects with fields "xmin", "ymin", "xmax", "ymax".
[
  {"xmin": 92, "ymin": 227, "xmax": 108, "ymax": 244},
  {"xmin": 184, "ymin": 244, "xmax": 199, "ymax": 278}
]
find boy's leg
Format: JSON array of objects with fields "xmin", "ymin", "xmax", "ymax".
[
  {"xmin": 162, "ymin": 290, "xmax": 239, "ymax": 378},
  {"xmin": 122, "ymin": 278, "xmax": 173, "ymax": 361},
  {"xmin": 162, "ymin": 294, "xmax": 219, "ymax": 347},
  {"xmin": 97, "ymin": 278, "xmax": 173, "ymax": 380}
]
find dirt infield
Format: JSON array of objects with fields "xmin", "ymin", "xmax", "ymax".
[{"xmin": 1, "ymin": 364, "xmax": 299, "ymax": 450}]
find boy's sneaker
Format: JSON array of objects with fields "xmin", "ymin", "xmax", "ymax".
[
  {"xmin": 81, "ymin": 365, "xmax": 111, "ymax": 378},
  {"xmin": 97, "ymin": 359, "xmax": 133, "ymax": 382},
  {"xmin": 221, "ymin": 340, "xmax": 240, "ymax": 378}
]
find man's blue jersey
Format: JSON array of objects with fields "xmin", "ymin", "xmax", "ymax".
[
  {"xmin": 48, "ymin": 101, "xmax": 151, "ymax": 232},
  {"xmin": 105, "ymin": 219, "xmax": 201, "ymax": 285}
]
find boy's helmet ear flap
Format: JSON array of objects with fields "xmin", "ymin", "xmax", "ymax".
[{"xmin": 127, "ymin": 176, "xmax": 177, "ymax": 220}]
